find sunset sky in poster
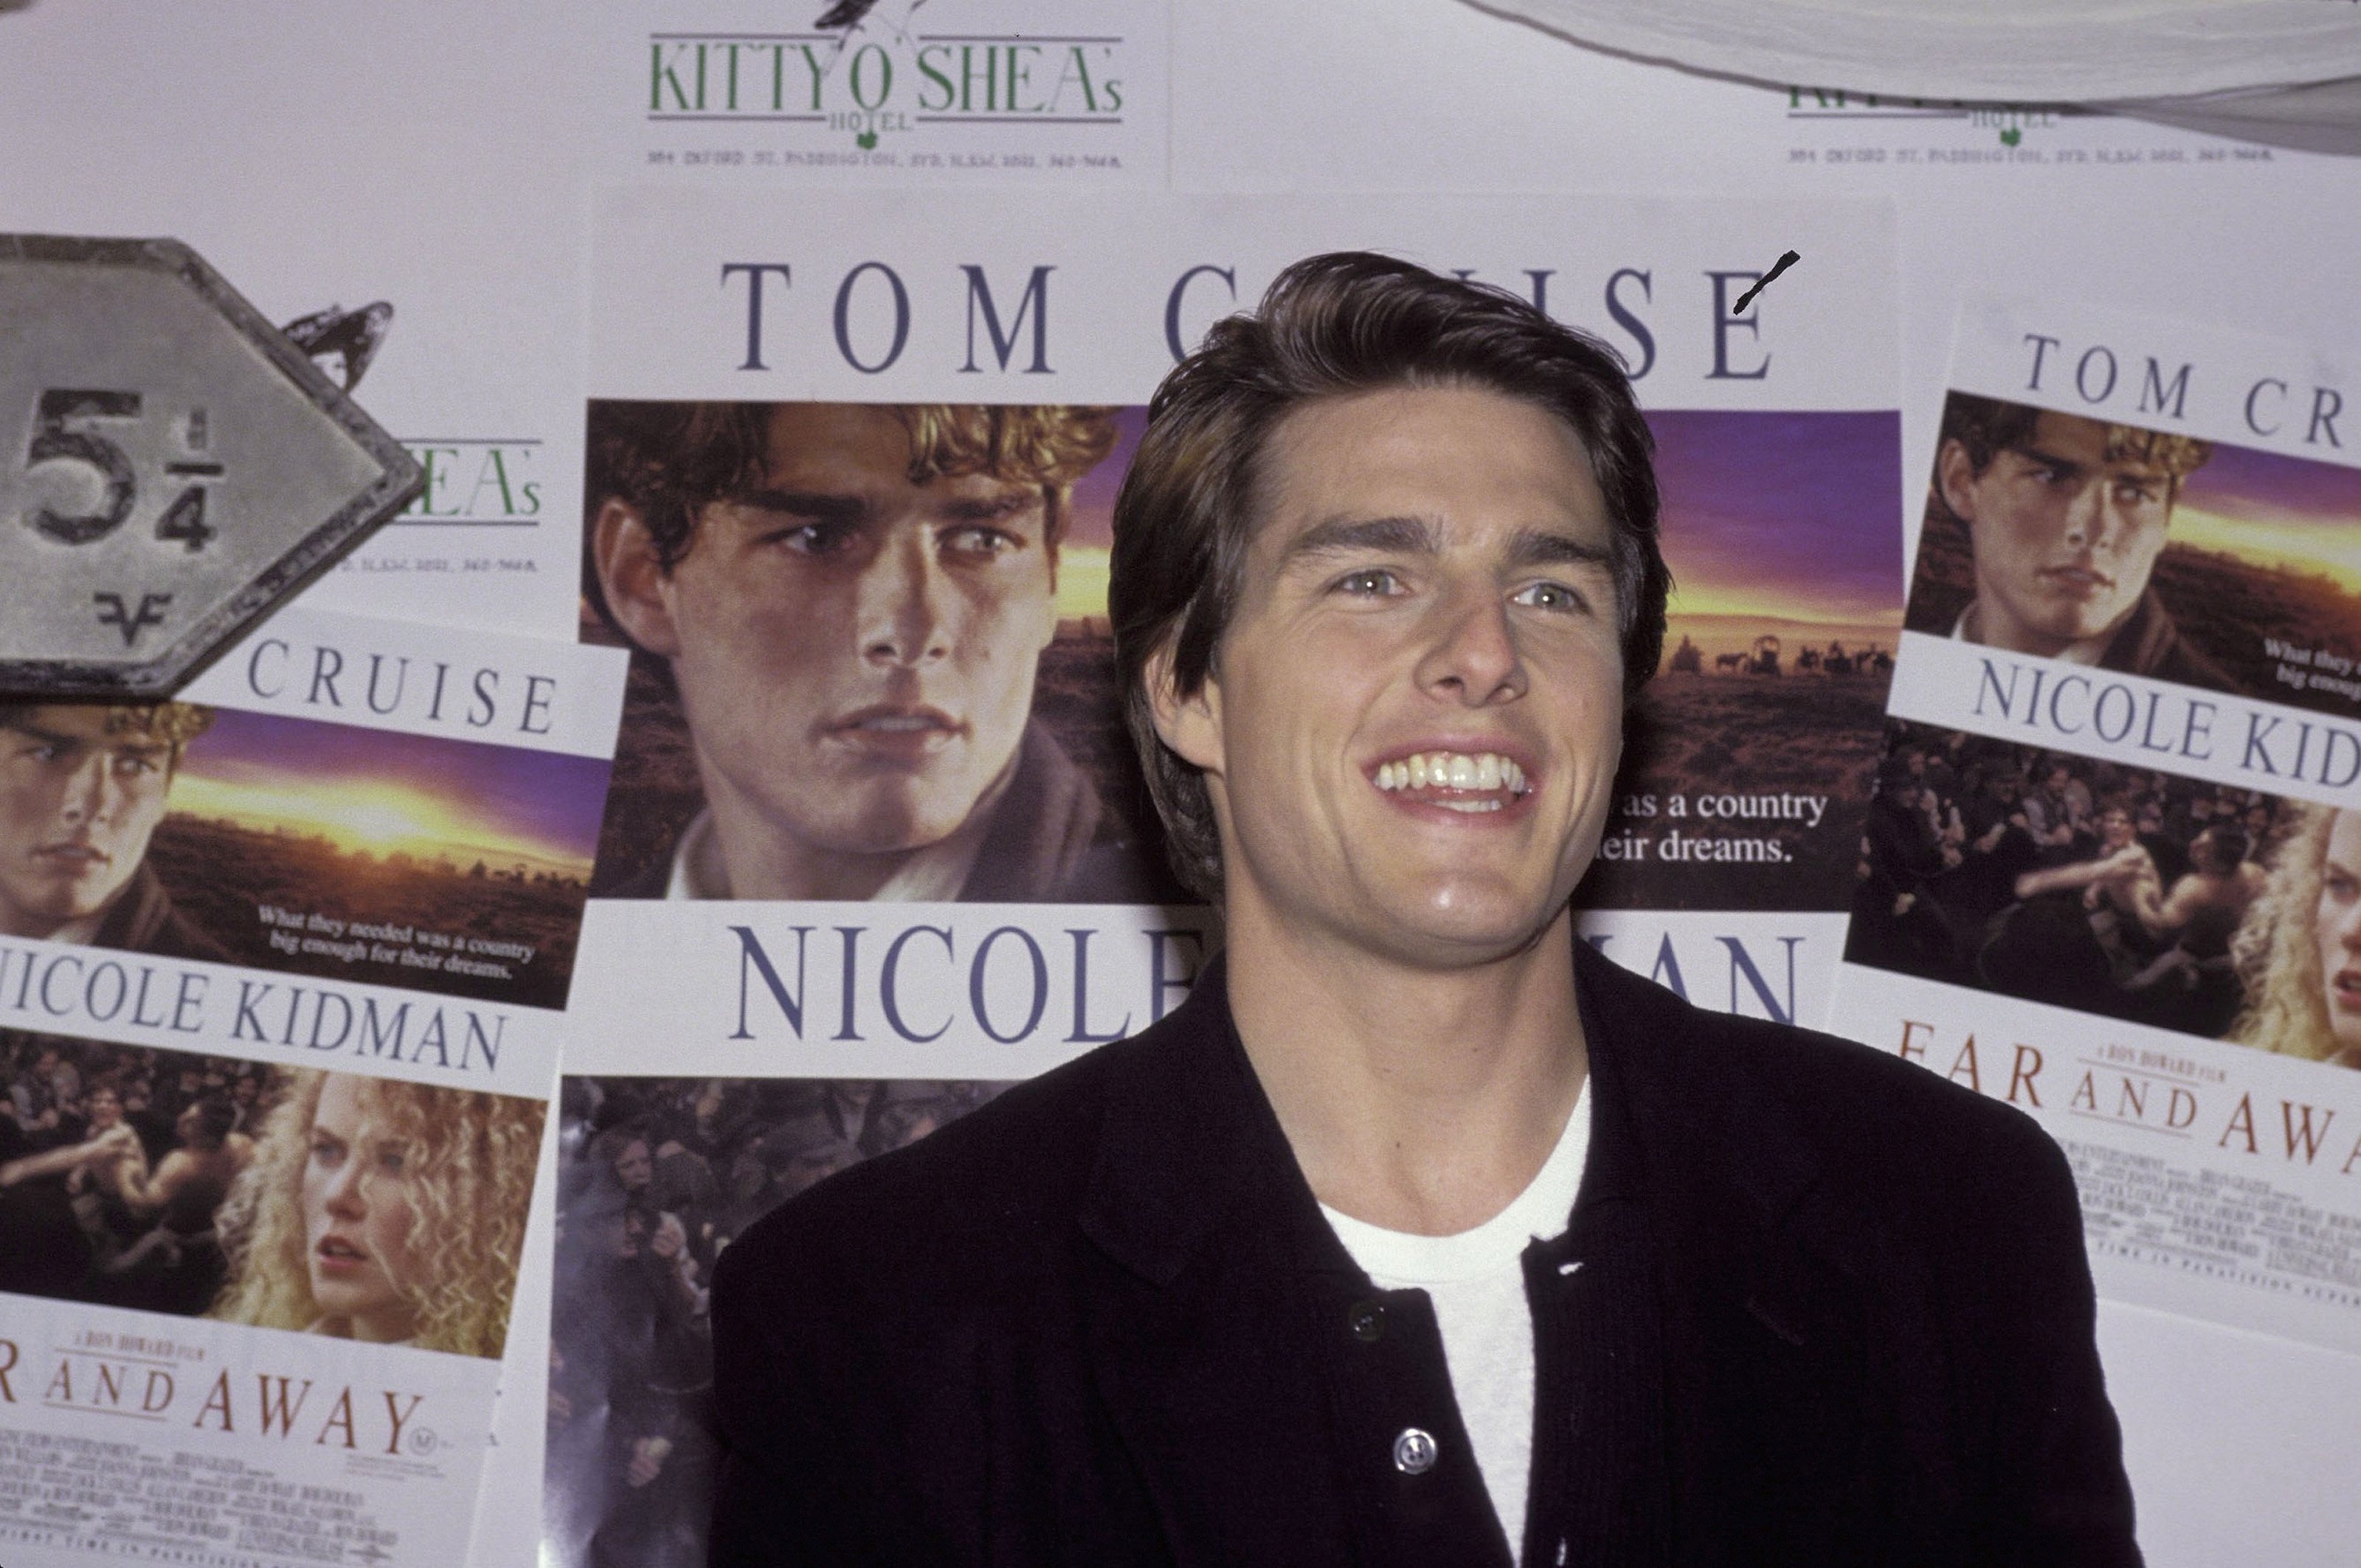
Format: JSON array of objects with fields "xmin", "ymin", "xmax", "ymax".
[
  {"xmin": 1649, "ymin": 410, "xmax": 1904, "ymax": 629},
  {"xmin": 2174, "ymin": 438, "xmax": 2361, "ymax": 593},
  {"xmin": 169, "ymin": 710, "xmax": 612, "ymax": 874},
  {"xmin": 1054, "ymin": 407, "xmax": 1904, "ymax": 628},
  {"xmin": 1055, "ymin": 405, "xmax": 1146, "ymax": 621}
]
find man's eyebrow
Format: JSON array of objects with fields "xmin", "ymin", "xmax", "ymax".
[
  {"xmin": 727, "ymin": 488, "xmax": 868, "ymax": 522},
  {"xmin": 2009, "ymin": 444, "xmax": 2087, "ymax": 476},
  {"xmin": 9, "ymin": 723, "xmax": 85, "ymax": 750},
  {"xmin": 1281, "ymin": 514, "xmax": 1443, "ymax": 564},
  {"xmin": 941, "ymin": 491, "xmax": 1037, "ymax": 524},
  {"xmin": 1503, "ymin": 528, "xmax": 1614, "ymax": 573},
  {"xmin": 1280, "ymin": 515, "xmax": 1613, "ymax": 574}
]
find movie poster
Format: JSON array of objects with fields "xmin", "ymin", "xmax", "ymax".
[
  {"xmin": 513, "ymin": 188, "xmax": 1904, "ymax": 1567},
  {"xmin": 0, "ymin": 609, "xmax": 625, "ymax": 1567},
  {"xmin": 1829, "ymin": 299, "xmax": 2361, "ymax": 1351}
]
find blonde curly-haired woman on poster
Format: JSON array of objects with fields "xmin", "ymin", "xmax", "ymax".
[
  {"xmin": 2231, "ymin": 804, "xmax": 2361, "ymax": 1070},
  {"xmin": 210, "ymin": 1068, "xmax": 543, "ymax": 1356}
]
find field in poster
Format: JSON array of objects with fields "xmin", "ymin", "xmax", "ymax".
[
  {"xmin": 4, "ymin": 698, "xmax": 609, "ymax": 1012},
  {"xmin": 542, "ymin": 1074, "xmax": 1009, "ymax": 1568}
]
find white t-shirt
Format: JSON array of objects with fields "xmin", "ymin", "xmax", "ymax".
[{"xmin": 1318, "ymin": 1080, "xmax": 1592, "ymax": 1561}]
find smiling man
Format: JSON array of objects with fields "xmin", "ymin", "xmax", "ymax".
[
  {"xmin": 0, "ymin": 702, "xmax": 221, "ymax": 960},
  {"xmin": 708, "ymin": 256, "xmax": 2141, "ymax": 1566},
  {"xmin": 1935, "ymin": 393, "xmax": 2222, "ymax": 687},
  {"xmin": 588, "ymin": 401, "xmax": 1169, "ymax": 902}
]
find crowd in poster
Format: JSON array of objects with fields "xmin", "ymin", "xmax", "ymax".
[{"xmin": 1833, "ymin": 300, "xmax": 2361, "ymax": 1352}]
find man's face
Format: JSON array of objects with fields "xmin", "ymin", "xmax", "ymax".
[
  {"xmin": 612, "ymin": 406, "xmax": 1059, "ymax": 873},
  {"xmin": 0, "ymin": 708, "xmax": 176, "ymax": 939},
  {"xmin": 1160, "ymin": 385, "xmax": 1625, "ymax": 967},
  {"xmin": 1938, "ymin": 412, "xmax": 2177, "ymax": 657}
]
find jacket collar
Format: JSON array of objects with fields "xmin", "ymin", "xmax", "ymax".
[
  {"xmin": 1079, "ymin": 950, "xmax": 1359, "ymax": 1288},
  {"xmin": 1079, "ymin": 937, "xmax": 1833, "ymax": 1291}
]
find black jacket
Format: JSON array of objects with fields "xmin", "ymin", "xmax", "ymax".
[
  {"xmin": 92, "ymin": 862, "xmax": 231, "ymax": 964},
  {"xmin": 2098, "ymin": 590, "xmax": 2230, "ymax": 693},
  {"xmin": 709, "ymin": 943, "xmax": 2140, "ymax": 1567}
]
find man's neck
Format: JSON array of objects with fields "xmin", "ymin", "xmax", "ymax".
[
  {"xmin": 1960, "ymin": 598, "xmax": 2121, "ymax": 666},
  {"xmin": 693, "ymin": 761, "xmax": 1012, "ymax": 902},
  {"xmin": 1223, "ymin": 897, "xmax": 1589, "ymax": 1239},
  {"xmin": 0, "ymin": 902, "xmax": 100, "ymax": 944}
]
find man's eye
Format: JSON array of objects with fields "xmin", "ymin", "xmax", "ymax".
[
  {"xmin": 1335, "ymin": 568, "xmax": 1400, "ymax": 596},
  {"xmin": 771, "ymin": 521, "xmax": 857, "ymax": 555},
  {"xmin": 941, "ymin": 526, "xmax": 1020, "ymax": 557},
  {"xmin": 377, "ymin": 1148, "xmax": 407, "ymax": 1177},
  {"xmin": 112, "ymin": 756, "xmax": 159, "ymax": 777},
  {"xmin": 2113, "ymin": 481, "xmax": 2162, "ymax": 507},
  {"xmin": 311, "ymin": 1138, "xmax": 343, "ymax": 1168},
  {"xmin": 1513, "ymin": 581, "xmax": 1587, "ymax": 612}
]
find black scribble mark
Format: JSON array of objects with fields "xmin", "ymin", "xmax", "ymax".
[
  {"xmin": 280, "ymin": 301, "xmax": 395, "ymax": 392},
  {"xmin": 814, "ymin": 0, "xmax": 925, "ymax": 72},
  {"xmin": 94, "ymin": 592, "xmax": 172, "ymax": 646},
  {"xmin": 1731, "ymin": 252, "xmax": 1800, "ymax": 315}
]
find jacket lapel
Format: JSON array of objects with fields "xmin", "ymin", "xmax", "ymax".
[
  {"xmin": 1076, "ymin": 957, "xmax": 1363, "ymax": 1567},
  {"xmin": 1574, "ymin": 946, "xmax": 1955, "ymax": 1565}
]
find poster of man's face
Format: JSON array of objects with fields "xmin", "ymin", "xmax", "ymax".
[
  {"xmin": 1936, "ymin": 407, "xmax": 2180, "ymax": 656},
  {"xmin": 583, "ymin": 401, "xmax": 1183, "ymax": 905},
  {"xmin": 0, "ymin": 705, "xmax": 191, "ymax": 942},
  {"xmin": 1905, "ymin": 392, "xmax": 2361, "ymax": 713}
]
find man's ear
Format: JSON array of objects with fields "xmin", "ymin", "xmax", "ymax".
[
  {"xmin": 1934, "ymin": 438, "xmax": 1982, "ymax": 525},
  {"xmin": 1146, "ymin": 640, "xmax": 1224, "ymax": 778},
  {"xmin": 592, "ymin": 499, "xmax": 684, "ymax": 657}
]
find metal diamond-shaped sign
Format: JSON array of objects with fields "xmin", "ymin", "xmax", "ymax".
[{"xmin": 0, "ymin": 234, "xmax": 423, "ymax": 697}]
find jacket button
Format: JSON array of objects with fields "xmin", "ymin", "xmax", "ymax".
[
  {"xmin": 1392, "ymin": 1427, "xmax": 1438, "ymax": 1475},
  {"xmin": 1347, "ymin": 1300, "xmax": 1386, "ymax": 1342}
]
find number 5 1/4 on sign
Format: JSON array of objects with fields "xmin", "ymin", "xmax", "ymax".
[{"xmin": 0, "ymin": 235, "xmax": 421, "ymax": 697}]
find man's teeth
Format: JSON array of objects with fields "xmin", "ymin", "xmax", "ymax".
[
  {"xmin": 860, "ymin": 716, "xmax": 939, "ymax": 731},
  {"xmin": 1374, "ymin": 752, "xmax": 1527, "ymax": 795}
]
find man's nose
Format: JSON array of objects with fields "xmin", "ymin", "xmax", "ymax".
[
  {"xmin": 57, "ymin": 756, "xmax": 113, "ymax": 825},
  {"xmin": 859, "ymin": 533, "xmax": 951, "ymax": 668},
  {"xmin": 1413, "ymin": 586, "xmax": 1525, "ymax": 705},
  {"xmin": 2060, "ymin": 481, "xmax": 2120, "ymax": 551}
]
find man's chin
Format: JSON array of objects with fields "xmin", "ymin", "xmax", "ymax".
[
  {"xmin": 815, "ymin": 792, "xmax": 992, "ymax": 857},
  {"xmin": 4, "ymin": 883, "xmax": 119, "ymax": 932},
  {"xmin": 1340, "ymin": 884, "xmax": 1570, "ymax": 969}
]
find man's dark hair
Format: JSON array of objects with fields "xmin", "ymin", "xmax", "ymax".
[
  {"xmin": 187, "ymin": 1095, "xmax": 237, "ymax": 1151},
  {"xmin": 1109, "ymin": 251, "xmax": 1669, "ymax": 900},
  {"xmin": 581, "ymin": 401, "xmax": 1119, "ymax": 641},
  {"xmin": 0, "ymin": 701, "xmax": 213, "ymax": 766},
  {"xmin": 2195, "ymin": 826, "xmax": 2250, "ymax": 874},
  {"xmin": 1937, "ymin": 393, "xmax": 2211, "ymax": 487}
]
